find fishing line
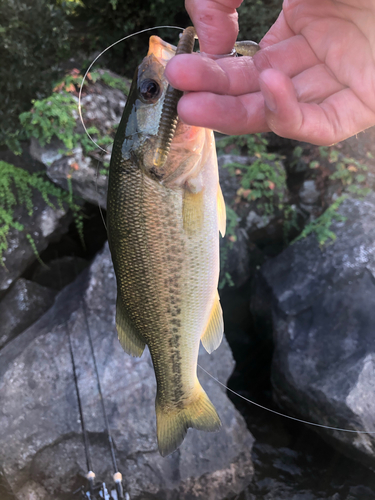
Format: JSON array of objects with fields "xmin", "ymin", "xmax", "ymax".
[
  {"xmin": 78, "ymin": 25, "xmax": 184, "ymax": 154},
  {"xmin": 198, "ymin": 364, "xmax": 375, "ymax": 435}
]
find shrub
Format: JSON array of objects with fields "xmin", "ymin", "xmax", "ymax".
[{"xmin": 0, "ymin": 0, "xmax": 71, "ymax": 150}]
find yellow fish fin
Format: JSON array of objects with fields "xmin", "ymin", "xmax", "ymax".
[
  {"xmin": 116, "ymin": 296, "xmax": 145, "ymax": 357},
  {"xmin": 156, "ymin": 382, "xmax": 221, "ymax": 457},
  {"xmin": 201, "ymin": 291, "xmax": 224, "ymax": 354},
  {"xmin": 217, "ymin": 184, "xmax": 226, "ymax": 237},
  {"xmin": 182, "ymin": 189, "xmax": 205, "ymax": 235}
]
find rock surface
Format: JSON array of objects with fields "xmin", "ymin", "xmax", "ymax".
[
  {"xmin": 256, "ymin": 194, "xmax": 375, "ymax": 468},
  {"xmin": 0, "ymin": 278, "xmax": 56, "ymax": 349},
  {"xmin": 0, "ymin": 243, "xmax": 254, "ymax": 500},
  {"xmin": 30, "ymin": 79, "xmax": 127, "ymax": 209},
  {"xmin": 0, "ymin": 190, "xmax": 72, "ymax": 294}
]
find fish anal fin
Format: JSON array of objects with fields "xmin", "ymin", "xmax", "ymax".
[
  {"xmin": 217, "ymin": 184, "xmax": 226, "ymax": 237},
  {"xmin": 116, "ymin": 296, "xmax": 145, "ymax": 357},
  {"xmin": 201, "ymin": 292, "xmax": 224, "ymax": 354},
  {"xmin": 156, "ymin": 382, "xmax": 221, "ymax": 457}
]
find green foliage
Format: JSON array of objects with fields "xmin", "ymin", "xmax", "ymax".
[
  {"xmin": 293, "ymin": 196, "xmax": 347, "ymax": 246},
  {"xmin": 0, "ymin": 161, "xmax": 84, "ymax": 263},
  {"xmin": 218, "ymin": 134, "xmax": 287, "ymax": 215},
  {"xmin": 19, "ymin": 88, "xmax": 113, "ymax": 157},
  {"xmin": 234, "ymin": 157, "xmax": 286, "ymax": 214},
  {"xmin": 238, "ymin": 0, "xmax": 282, "ymax": 42},
  {"xmin": 217, "ymin": 133, "xmax": 268, "ymax": 156},
  {"xmin": 20, "ymin": 93, "xmax": 78, "ymax": 150},
  {"xmin": 0, "ymin": 0, "xmax": 71, "ymax": 150},
  {"xmin": 327, "ymin": 150, "xmax": 370, "ymax": 196}
]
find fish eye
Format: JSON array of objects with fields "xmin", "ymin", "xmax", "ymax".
[{"xmin": 139, "ymin": 79, "xmax": 161, "ymax": 102}]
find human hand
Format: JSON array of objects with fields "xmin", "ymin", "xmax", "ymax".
[{"xmin": 165, "ymin": 0, "xmax": 375, "ymax": 145}]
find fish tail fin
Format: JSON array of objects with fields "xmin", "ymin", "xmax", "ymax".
[{"xmin": 156, "ymin": 383, "xmax": 221, "ymax": 457}]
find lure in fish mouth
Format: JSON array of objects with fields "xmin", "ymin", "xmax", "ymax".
[{"xmin": 107, "ymin": 27, "xmax": 227, "ymax": 457}]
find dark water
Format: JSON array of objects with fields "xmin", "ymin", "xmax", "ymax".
[{"xmin": 221, "ymin": 283, "xmax": 375, "ymax": 500}]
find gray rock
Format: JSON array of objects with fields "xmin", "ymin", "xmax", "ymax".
[
  {"xmin": 0, "ymin": 243, "xmax": 254, "ymax": 500},
  {"xmin": 257, "ymin": 194, "xmax": 375, "ymax": 468},
  {"xmin": 30, "ymin": 79, "xmax": 127, "ymax": 209},
  {"xmin": 0, "ymin": 191, "xmax": 72, "ymax": 294},
  {"xmin": 0, "ymin": 278, "xmax": 56, "ymax": 349}
]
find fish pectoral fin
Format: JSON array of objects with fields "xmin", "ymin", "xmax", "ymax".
[
  {"xmin": 116, "ymin": 296, "xmax": 145, "ymax": 357},
  {"xmin": 182, "ymin": 189, "xmax": 205, "ymax": 235},
  {"xmin": 201, "ymin": 292, "xmax": 224, "ymax": 354},
  {"xmin": 217, "ymin": 184, "xmax": 226, "ymax": 237},
  {"xmin": 156, "ymin": 383, "xmax": 221, "ymax": 457}
]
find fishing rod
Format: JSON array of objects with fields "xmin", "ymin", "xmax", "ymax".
[
  {"xmin": 82, "ymin": 299, "xmax": 125, "ymax": 500},
  {"xmin": 67, "ymin": 321, "xmax": 96, "ymax": 497},
  {"xmin": 68, "ymin": 311, "xmax": 128, "ymax": 500}
]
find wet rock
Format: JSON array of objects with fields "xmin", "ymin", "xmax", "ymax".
[
  {"xmin": 0, "ymin": 278, "xmax": 56, "ymax": 349},
  {"xmin": 0, "ymin": 243, "xmax": 255, "ymax": 500},
  {"xmin": 257, "ymin": 193, "xmax": 375, "ymax": 468},
  {"xmin": 30, "ymin": 78, "xmax": 127, "ymax": 209},
  {"xmin": 31, "ymin": 255, "xmax": 88, "ymax": 290},
  {"xmin": 0, "ymin": 191, "xmax": 72, "ymax": 294}
]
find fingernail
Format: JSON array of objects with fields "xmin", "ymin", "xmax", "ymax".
[{"xmin": 260, "ymin": 80, "xmax": 277, "ymax": 113}]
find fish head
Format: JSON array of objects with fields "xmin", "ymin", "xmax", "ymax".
[
  {"xmin": 117, "ymin": 35, "xmax": 211, "ymax": 188},
  {"xmin": 118, "ymin": 36, "xmax": 175, "ymax": 163}
]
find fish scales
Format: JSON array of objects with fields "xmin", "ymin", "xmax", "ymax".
[{"xmin": 107, "ymin": 34, "xmax": 225, "ymax": 456}]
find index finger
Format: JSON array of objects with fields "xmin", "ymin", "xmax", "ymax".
[{"xmin": 186, "ymin": 0, "xmax": 242, "ymax": 54}]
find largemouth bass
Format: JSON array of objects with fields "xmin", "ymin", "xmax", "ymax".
[{"xmin": 107, "ymin": 32, "xmax": 226, "ymax": 457}]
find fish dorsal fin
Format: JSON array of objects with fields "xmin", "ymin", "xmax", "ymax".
[
  {"xmin": 201, "ymin": 292, "xmax": 224, "ymax": 354},
  {"xmin": 217, "ymin": 184, "xmax": 226, "ymax": 237},
  {"xmin": 116, "ymin": 296, "xmax": 145, "ymax": 357}
]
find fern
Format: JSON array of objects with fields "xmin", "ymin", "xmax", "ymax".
[
  {"xmin": 0, "ymin": 161, "xmax": 84, "ymax": 264},
  {"xmin": 19, "ymin": 93, "xmax": 78, "ymax": 149},
  {"xmin": 293, "ymin": 196, "xmax": 347, "ymax": 246}
]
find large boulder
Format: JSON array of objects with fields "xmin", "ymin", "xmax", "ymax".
[
  {"xmin": 30, "ymin": 77, "xmax": 128, "ymax": 209},
  {"xmin": 255, "ymin": 194, "xmax": 375, "ymax": 468},
  {"xmin": 0, "ymin": 243, "xmax": 254, "ymax": 500},
  {"xmin": 0, "ymin": 190, "xmax": 71, "ymax": 294}
]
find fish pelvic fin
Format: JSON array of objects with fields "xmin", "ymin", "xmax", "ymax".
[
  {"xmin": 201, "ymin": 292, "xmax": 224, "ymax": 354},
  {"xmin": 156, "ymin": 384, "xmax": 221, "ymax": 457},
  {"xmin": 116, "ymin": 296, "xmax": 145, "ymax": 357}
]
